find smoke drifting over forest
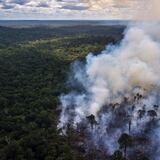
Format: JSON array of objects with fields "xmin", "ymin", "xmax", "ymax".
[{"xmin": 58, "ymin": 1, "xmax": 160, "ymax": 159}]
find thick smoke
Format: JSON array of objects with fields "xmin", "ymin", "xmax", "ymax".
[
  {"xmin": 57, "ymin": 23, "xmax": 160, "ymax": 117},
  {"xmin": 57, "ymin": 1, "xmax": 160, "ymax": 159},
  {"xmin": 137, "ymin": 0, "xmax": 160, "ymax": 20},
  {"xmin": 58, "ymin": 23, "xmax": 160, "ymax": 159}
]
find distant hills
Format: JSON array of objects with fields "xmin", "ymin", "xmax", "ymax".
[{"xmin": 0, "ymin": 20, "xmax": 129, "ymax": 28}]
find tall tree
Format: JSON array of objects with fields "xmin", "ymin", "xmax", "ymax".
[{"xmin": 118, "ymin": 133, "xmax": 132, "ymax": 159}]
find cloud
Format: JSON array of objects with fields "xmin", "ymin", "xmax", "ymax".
[
  {"xmin": 0, "ymin": 0, "xmax": 30, "ymax": 10},
  {"xmin": 10, "ymin": 0, "xmax": 30, "ymax": 5},
  {"xmin": 1, "ymin": 3, "xmax": 14, "ymax": 9},
  {"xmin": 61, "ymin": 5, "xmax": 88, "ymax": 10},
  {"xmin": 36, "ymin": 2, "xmax": 50, "ymax": 8},
  {"xmin": 0, "ymin": 0, "xmax": 146, "ymax": 19}
]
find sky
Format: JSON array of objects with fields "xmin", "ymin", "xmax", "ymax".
[{"xmin": 0, "ymin": 0, "xmax": 146, "ymax": 20}]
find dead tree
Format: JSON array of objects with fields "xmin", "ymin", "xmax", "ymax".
[
  {"xmin": 86, "ymin": 114, "xmax": 98, "ymax": 129},
  {"xmin": 147, "ymin": 110, "xmax": 157, "ymax": 120}
]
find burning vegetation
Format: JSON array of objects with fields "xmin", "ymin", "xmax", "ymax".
[{"xmin": 58, "ymin": 22, "xmax": 160, "ymax": 160}]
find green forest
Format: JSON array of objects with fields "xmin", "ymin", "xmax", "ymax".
[{"xmin": 0, "ymin": 25, "xmax": 124, "ymax": 160}]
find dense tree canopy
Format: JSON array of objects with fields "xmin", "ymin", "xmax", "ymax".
[{"xmin": 0, "ymin": 25, "xmax": 124, "ymax": 160}]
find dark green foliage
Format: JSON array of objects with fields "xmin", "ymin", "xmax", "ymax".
[
  {"xmin": 111, "ymin": 150, "xmax": 125, "ymax": 160},
  {"xmin": 0, "ymin": 25, "xmax": 125, "ymax": 160},
  {"xmin": 118, "ymin": 133, "xmax": 132, "ymax": 148},
  {"xmin": 147, "ymin": 110, "xmax": 157, "ymax": 119},
  {"xmin": 118, "ymin": 133, "xmax": 133, "ymax": 158},
  {"xmin": 0, "ymin": 25, "xmax": 124, "ymax": 48}
]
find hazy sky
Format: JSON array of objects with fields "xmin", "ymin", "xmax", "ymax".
[{"xmin": 0, "ymin": 0, "xmax": 145, "ymax": 20}]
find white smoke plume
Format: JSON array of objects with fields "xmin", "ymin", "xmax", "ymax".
[
  {"xmin": 58, "ymin": 23, "xmax": 160, "ymax": 117},
  {"xmin": 57, "ymin": 1, "xmax": 160, "ymax": 159},
  {"xmin": 57, "ymin": 22, "xmax": 160, "ymax": 159},
  {"xmin": 137, "ymin": 0, "xmax": 160, "ymax": 20}
]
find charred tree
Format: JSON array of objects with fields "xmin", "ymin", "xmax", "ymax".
[
  {"xmin": 118, "ymin": 133, "xmax": 133, "ymax": 159},
  {"xmin": 86, "ymin": 114, "xmax": 98, "ymax": 129}
]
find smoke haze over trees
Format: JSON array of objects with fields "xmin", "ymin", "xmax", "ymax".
[{"xmin": 58, "ymin": 2, "xmax": 160, "ymax": 159}]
